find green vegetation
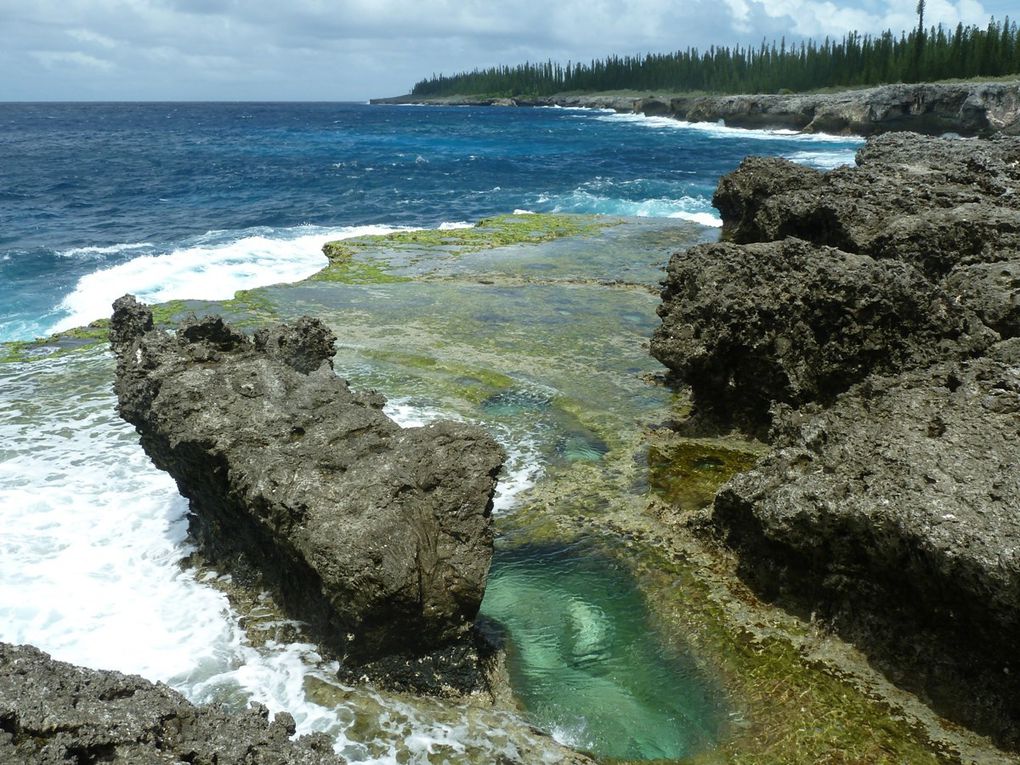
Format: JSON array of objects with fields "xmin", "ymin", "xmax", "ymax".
[
  {"xmin": 0, "ymin": 321, "xmax": 110, "ymax": 363},
  {"xmin": 323, "ymin": 213, "xmax": 608, "ymax": 257},
  {"xmin": 411, "ymin": 17, "xmax": 1020, "ymax": 96},
  {"xmin": 313, "ymin": 214, "xmax": 610, "ymax": 282}
]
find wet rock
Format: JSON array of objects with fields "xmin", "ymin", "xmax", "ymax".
[
  {"xmin": 0, "ymin": 642, "xmax": 344, "ymax": 764},
  {"xmin": 651, "ymin": 238, "xmax": 991, "ymax": 433},
  {"xmin": 110, "ymin": 297, "xmax": 504, "ymax": 693},
  {"xmin": 713, "ymin": 358, "xmax": 1020, "ymax": 744}
]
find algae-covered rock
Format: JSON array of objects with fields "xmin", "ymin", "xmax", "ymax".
[{"xmin": 110, "ymin": 296, "xmax": 504, "ymax": 693}]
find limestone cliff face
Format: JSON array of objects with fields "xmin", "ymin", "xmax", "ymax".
[
  {"xmin": 375, "ymin": 81, "xmax": 1020, "ymax": 136},
  {"xmin": 110, "ymin": 299, "xmax": 504, "ymax": 693},
  {"xmin": 666, "ymin": 82, "xmax": 1020, "ymax": 135},
  {"xmin": 652, "ymin": 133, "xmax": 1020, "ymax": 746}
]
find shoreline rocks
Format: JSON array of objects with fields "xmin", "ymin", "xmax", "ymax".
[
  {"xmin": 110, "ymin": 298, "xmax": 505, "ymax": 694},
  {"xmin": 372, "ymin": 81, "xmax": 1020, "ymax": 137},
  {"xmin": 652, "ymin": 133, "xmax": 1020, "ymax": 746},
  {"xmin": 0, "ymin": 642, "xmax": 344, "ymax": 764}
]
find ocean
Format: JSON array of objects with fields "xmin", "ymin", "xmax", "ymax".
[{"xmin": 0, "ymin": 101, "xmax": 862, "ymax": 762}]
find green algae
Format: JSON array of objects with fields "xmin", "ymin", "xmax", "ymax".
[
  {"xmin": 322, "ymin": 213, "xmax": 612, "ymax": 261},
  {"xmin": 310, "ymin": 257, "xmax": 413, "ymax": 285},
  {"xmin": 647, "ymin": 439, "xmax": 762, "ymax": 515},
  {"xmin": 0, "ymin": 320, "xmax": 110, "ymax": 364}
]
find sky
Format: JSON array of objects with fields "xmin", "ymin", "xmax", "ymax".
[{"xmin": 0, "ymin": 0, "xmax": 1013, "ymax": 101}]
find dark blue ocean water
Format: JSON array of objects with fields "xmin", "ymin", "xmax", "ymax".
[{"xmin": 0, "ymin": 102, "xmax": 861, "ymax": 342}]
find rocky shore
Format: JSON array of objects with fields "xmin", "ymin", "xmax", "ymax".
[
  {"xmin": 110, "ymin": 298, "xmax": 505, "ymax": 695},
  {"xmin": 652, "ymin": 132, "xmax": 1020, "ymax": 746},
  {"xmin": 0, "ymin": 643, "xmax": 345, "ymax": 764},
  {"xmin": 373, "ymin": 80, "xmax": 1020, "ymax": 136}
]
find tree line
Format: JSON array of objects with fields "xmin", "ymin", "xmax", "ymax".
[{"xmin": 410, "ymin": 18, "xmax": 1020, "ymax": 97}]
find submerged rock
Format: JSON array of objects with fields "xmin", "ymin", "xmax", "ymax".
[
  {"xmin": 0, "ymin": 642, "xmax": 344, "ymax": 764},
  {"xmin": 110, "ymin": 297, "xmax": 504, "ymax": 693},
  {"xmin": 652, "ymin": 133, "xmax": 1020, "ymax": 745}
]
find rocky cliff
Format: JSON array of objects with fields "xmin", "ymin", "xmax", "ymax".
[
  {"xmin": 652, "ymin": 133, "xmax": 1020, "ymax": 746},
  {"xmin": 110, "ymin": 298, "xmax": 505, "ymax": 694},
  {"xmin": 373, "ymin": 81, "xmax": 1020, "ymax": 136}
]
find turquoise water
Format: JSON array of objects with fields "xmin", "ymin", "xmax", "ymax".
[{"xmin": 481, "ymin": 541, "xmax": 723, "ymax": 760}]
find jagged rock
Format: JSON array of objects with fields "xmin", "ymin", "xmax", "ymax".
[
  {"xmin": 110, "ymin": 297, "xmax": 504, "ymax": 693},
  {"xmin": 0, "ymin": 642, "xmax": 344, "ymax": 765},
  {"xmin": 653, "ymin": 132, "xmax": 1020, "ymax": 745},
  {"xmin": 713, "ymin": 358, "xmax": 1020, "ymax": 745},
  {"xmin": 669, "ymin": 81, "xmax": 1020, "ymax": 136},
  {"xmin": 651, "ymin": 238, "xmax": 991, "ymax": 434},
  {"xmin": 374, "ymin": 81, "xmax": 1020, "ymax": 136}
]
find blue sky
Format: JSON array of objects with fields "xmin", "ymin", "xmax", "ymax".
[{"xmin": 1, "ymin": 0, "xmax": 1014, "ymax": 101}]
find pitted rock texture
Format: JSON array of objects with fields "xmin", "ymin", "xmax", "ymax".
[
  {"xmin": 655, "ymin": 132, "xmax": 1018, "ymax": 431},
  {"xmin": 714, "ymin": 356, "xmax": 1020, "ymax": 745},
  {"xmin": 0, "ymin": 642, "xmax": 344, "ymax": 765},
  {"xmin": 653, "ymin": 133, "xmax": 1020, "ymax": 745},
  {"xmin": 651, "ymin": 237, "xmax": 989, "ymax": 434},
  {"xmin": 110, "ymin": 296, "xmax": 504, "ymax": 693}
]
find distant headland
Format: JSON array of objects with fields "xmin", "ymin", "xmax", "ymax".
[{"xmin": 371, "ymin": 80, "xmax": 1020, "ymax": 137}]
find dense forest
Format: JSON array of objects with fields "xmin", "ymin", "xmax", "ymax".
[{"xmin": 411, "ymin": 17, "xmax": 1020, "ymax": 97}]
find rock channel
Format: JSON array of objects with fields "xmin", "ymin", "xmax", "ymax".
[
  {"xmin": 110, "ymin": 297, "xmax": 505, "ymax": 694},
  {"xmin": 652, "ymin": 132, "xmax": 1020, "ymax": 746}
]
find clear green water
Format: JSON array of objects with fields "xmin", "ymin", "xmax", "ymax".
[{"xmin": 481, "ymin": 541, "xmax": 723, "ymax": 761}]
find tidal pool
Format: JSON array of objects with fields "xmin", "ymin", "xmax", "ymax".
[{"xmin": 480, "ymin": 541, "xmax": 724, "ymax": 761}]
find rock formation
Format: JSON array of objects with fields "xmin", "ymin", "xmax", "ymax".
[
  {"xmin": 373, "ymin": 81, "xmax": 1020, "ymax": 137},
  {"xmin": 110, "ymin": 298, "xmax": 504, "ymax": 693},
  {"xmin": 653, "ymin": 133, "xmax": 1020, "ymax": 746},
  {"xmin": 0, "ymin": 642, "xmax": 344, "ymax": 764}
]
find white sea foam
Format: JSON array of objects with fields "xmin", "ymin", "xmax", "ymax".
[
  {"xmin": 59, "ymin": 241, "xmax": 155, "ymax": 259},
  {"xmin": 0, "ymin": 352, "xmax": 239, "ymax": 682},
  {"xmin": 595, "ymin": 110, "xmax": 864, "ymax": 144},
  {"xmin": 783, "ymin": 149, "xmax": 858, "ymax": 170},
  {"xmin": 542, "ymin": 188, "xmax": 722, "ymax": 226},
  {"xmin": 0, "ymin": 351, "xmax": 557, "ymax": 763},
  {"xmin": 49, "ymin": 224, "xmax": 413, "ymax": 334},
  {"xmin": 438, "ymin": 221, "xmax": 474, "ymax": 230}
]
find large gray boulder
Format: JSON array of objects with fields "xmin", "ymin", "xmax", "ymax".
[
  {"xmin": 714, "ymin": 134, "xmax": 1020, "ymax": 274},
  {"xmin": 110, "ymin": 297, "xmax": 504, "ymax": 693},
  {"xmin": 652, "ymin": 132, "xmax": 1020, "ymax": 745},
  {"xmin": 0, "ymin": 642, "xmax": 344, "ymax": 764},
  {"xmin": 650, "ymin": 237, "xmax": 989, "ymax": 434},
  {"xmin": 714, "ymin": 354, "xmax": 1020, "ymax": 744}
]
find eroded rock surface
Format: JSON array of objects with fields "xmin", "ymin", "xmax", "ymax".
[
  {"xmin": 651, "ymin": 237, "xmax": 990, "ymax": 433},
  {"xmin": 0, "ymin": 642, "xmax": 344, "ymax": 765},
  {"xmin": 655, "ymin": 133, "xmax": 1019, "ymax": 431},
  {"xmin": 110, "ymin": 297, "xmax": 504, "ymax": 693},
  {"xmin": 715, "ymin": 355, "xmax": 1020, "ymax": 742},
  {"xmin": 653, "ymin": 133, "xmax": 1020, "ymax": 745}
]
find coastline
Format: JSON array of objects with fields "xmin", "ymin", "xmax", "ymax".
[{"xmin": 372, "ymin": 80, "xmax": 1020, "ymax": 137}]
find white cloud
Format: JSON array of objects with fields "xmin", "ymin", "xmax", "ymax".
[
  {"xmin": 0, "ymin": 0, "xmax": 1004, "ymax": 100},
  {"xmin": 31, "ymin": 50, "xmax": 114, "ymax": 71}
]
